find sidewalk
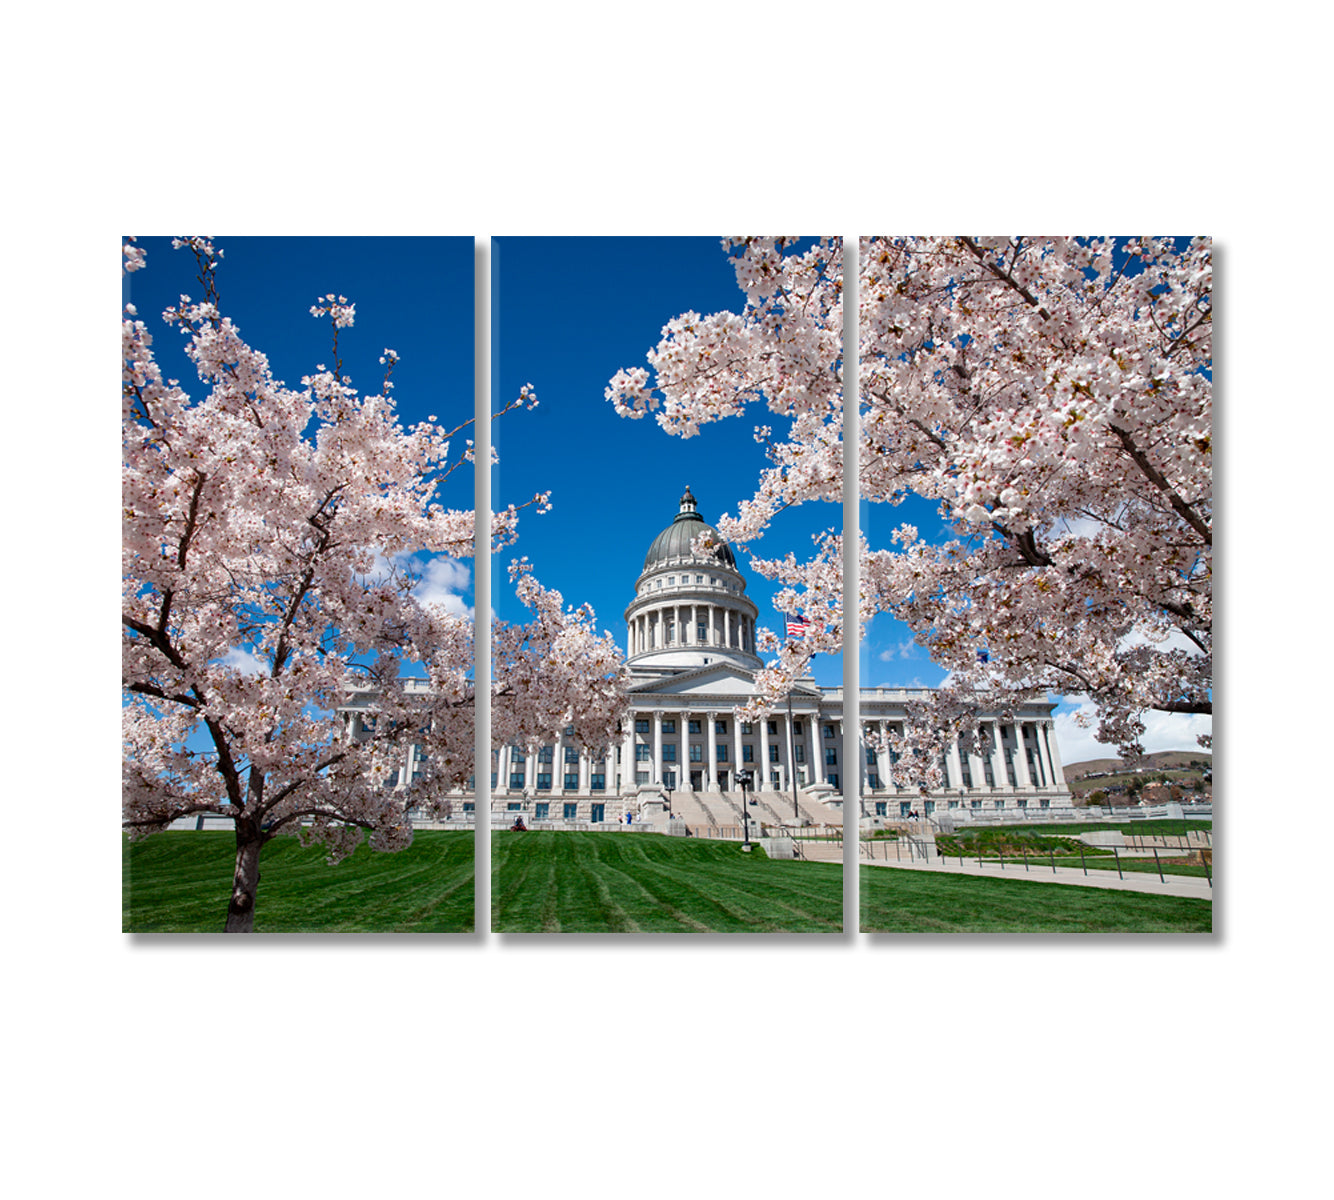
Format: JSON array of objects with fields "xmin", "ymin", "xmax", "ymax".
[{"xmin": 860, "ymin": 853, "xmax": 1213, "ymax": 899}]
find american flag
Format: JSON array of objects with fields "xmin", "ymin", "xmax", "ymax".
[{"xmin": 786, "ymin": 617, "xmax": 814, "ymax": 640}]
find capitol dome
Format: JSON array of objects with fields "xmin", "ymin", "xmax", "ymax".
[
  {"xmin": 642, "ymin": 486, "xmax": 737, "ymax": 571},
  {"xmin": 624, "ymin": 487, "xmax": 759, "ymax": 671}
]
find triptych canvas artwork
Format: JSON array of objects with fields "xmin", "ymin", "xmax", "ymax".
[{"xmin": 122, "ymin": 234, "xmax": 1213, "ymax": 935}]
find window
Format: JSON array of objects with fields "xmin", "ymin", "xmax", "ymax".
[
  {"xmin": 767, "ymin": 720, "xmax": 778, "ymax": 735},
  {"xmin": 697, "ymin": 623, "xmax": 707, "ymax": 641},
  {"xmin": 537, "ymin": 773, "xmax": 552, "ymax": 790},
  {"xmin": 688, "ymin": 719, "xmax": 701, "ymax": 734},
  {"xmin": 742, "ymin": 745, "xmax": 754, "ymax": 762},
  {"xmin": 741, "ymin": 722, "xmax": 753, "ymax": 734},
  {"xmin": 867, "ymin": 774, "xmax": 880, "ymax": 789},
  {"xmin": 662, "ymin": 719, "xmax": 675, "ymax": 734},
  {"xmin": 690, "ymin": 745, "xmax": 703, "ymax": 762},
  {"xmin": 875, "ymin": 802, "xmax": 887, "ymax": 816},
  {"xmin": 1017, "ymin": 799, "xmax": 1028, "ymax": 809},
  {"xmin": 635, "ymin": 771, "xmax": 649, "ymax": 785},
  {"xmin": 590, "ymin": 804, "xmax": 605, "ymax": 822},
  {"xmin": 970, "ymin": 799, "xmax": 982, "ymax": 809},
  {"xmin": 534, "ymin": 803, "xmax": 549, "ymax": 820},
  {"xmin": 793, "ymin": 721, "xmax": 802, "ymax": 735},
  {"xmin": 794, "ymin": 745, "xmax": 804, "ymax": 763},
  {"xmin": 635, "ymin": 718, "xmax": 649, "ymax": 734},
  {"xmin": 994, "ymin": 799, "xmax": 1005, "ymax": 809},
  {"xmin": 900, "ymin": 801, "xmax": 911, "ymax": 817},
  {"xmin": 825, "ymin": 747, "xmax": 838, "ymax": 766},
  {"xmin": 769, "ymin": 745, "xmax": 779, "ymax": 762},
  {"xmin": 1039, "ymin": 799, "xmax": 1050, "ymax": 809},
  {"xmin": 668, "ymin": 576, "xmax": 675, "ymax": 586},
  {"xmin": 563, "ymin": 803, "xmax": 577, "ymax": 819},
  {"xmin": 564, "ymin": 773, "xmax": 579, "ymax": 789},
  {"xmin": 717, "ymin": 744, "xmax": 728, "ymax": 761},
  {"xmin": 564, "ymin": 746, "xmax": 579, "ymax": 763},
  {"xmin": 828, "ymin": 773, "xmax": 839, "ymax": 788},
  {"xmin": 866, "ymin": 746, "xmax": 877, "ymax": 765},
  {"xmin": 463, "ymin": 802, "xmax": 475, "ymax": 813},
  {"xmin": 510, "ymin": 749, "xmax": 525, "ymax": 765},
  {"xmin": 591, "ymin": 773, "xmax": 605, "ymax": 791},
  {"xmin": 695, "ymin": 575, "xmax": 703, "ymax": 583},
  {"xmin": 662, "ymin": 745, "xmax": 677, "ymax": 762},
  {"xmin": 509, "ymin": 773, "xmax": 524, "ymax": 789},
  {"xmin": 537, "ymin": 746, "xmax": 554, "ymax": 763},
  {"xmin": 636, "ymin": 745, "xmax": 651, "ymax": 762},
  {"xmin": 824, "ymin": 725, "xmax": 835, "ymax": 739},
  {"xmin": 715, "ymin": 720, "xmax": 727, "ymax": 734},
  {"xmin": 507, "ymin": 802, "xmax": 521, "ymax": 811}
]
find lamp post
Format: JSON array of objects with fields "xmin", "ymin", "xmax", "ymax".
[{"xmin": 735, "ymin": 769, "xmax": 752, "ymax": 846}]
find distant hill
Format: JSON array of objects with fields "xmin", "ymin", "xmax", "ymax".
[{"xmin": 1063, "ymin": 751, "xmax": 1212, "ymax": 780}]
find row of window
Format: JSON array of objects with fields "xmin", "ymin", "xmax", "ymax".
[{"xmin": 641, "ymin": 574, "xmax": 739, "ymax": 593}]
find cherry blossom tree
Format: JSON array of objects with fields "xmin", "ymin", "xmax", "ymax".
[
  {"xmin": 123, "ymin": 238, "xmax": 623, "ymax": 931},
  {"xmin": 607, "ymin": 236, "xmax": 1211, "ymax": 766}
]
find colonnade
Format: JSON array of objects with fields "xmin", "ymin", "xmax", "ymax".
[{"xmin": 627, "ymin": 602, "xmax": 755, "ymax": 658}]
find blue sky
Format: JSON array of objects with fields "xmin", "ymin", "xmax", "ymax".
[
  {"xmin": 123, "ymin": 235, "xmax": 1208, "ymax": 762},
  {"xmin": 492, "ymin": 236, "xmax": 851, "ymax": 686}
]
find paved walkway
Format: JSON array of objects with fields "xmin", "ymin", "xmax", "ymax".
[
  {"xmin": 794, "ymin": 840, "xmax": 1213, "ymax": 899},
  {"xmin": 862, "ymin": 854, "xmax": 1213, "ymax": 899}
]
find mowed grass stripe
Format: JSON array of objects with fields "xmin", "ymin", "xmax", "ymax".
[
  {"xmin": 859, "ymin": 867, "xmax": 1212, "ymax": 933},
  {"xmin": 491, "ymin": 832, "xmax": 843, "ymax": 932},
  {"xmin": 124, "ymin": 831, "xmax": 475, "ymax": 932}
]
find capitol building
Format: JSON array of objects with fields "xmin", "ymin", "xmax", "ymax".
[{"xmin": 348, "ymin": 488, "xmax": 1072, "ymax": 828}]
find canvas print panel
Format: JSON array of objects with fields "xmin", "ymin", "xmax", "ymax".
[
  {"xmin": 489, "ymin": 236, "xmax": 845, "ymax": 933},
  {"xmin": 853, "ymin": 236, "xmax": 1213, "ymax": 933},
  {"xmin": 122, "ymin": 236, "xmax": 478, "ymax": 932}
]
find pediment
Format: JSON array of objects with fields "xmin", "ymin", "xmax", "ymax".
[{"xmin": 627, "ymin": 665, "xmax": 822, "ymax": 700}]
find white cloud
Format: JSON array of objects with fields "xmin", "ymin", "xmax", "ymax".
[
  {"xmin": 216, "ymin": 646, "xmax": 266, "ymax": 675},
  {"xmin": 413, "ymin": 556, "xmax": 473, "ymax": 618},
  {"xmin": 876, "ymin": 639, "xmax": 916, "ymax": 662},
  {"xmin": 1053, "ymin": 693, "xmax": 1212, "ymax": 766}
]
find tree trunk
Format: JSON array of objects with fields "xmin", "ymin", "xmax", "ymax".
[{"xmin": 224, "ymin": 832, "xmax": 264, "ymax": 933}]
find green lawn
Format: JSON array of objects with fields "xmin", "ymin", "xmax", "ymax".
[
  {"xmin": 860, "ymin": 867, "xmax": 1212, "ymax": 932},
  {"xmin": 491, "ymin": 831, "xmax": 842, "ymax": 932},
  {"xmin": 123, "ymin": 830, "xmax": 475, "ymax": 932}
]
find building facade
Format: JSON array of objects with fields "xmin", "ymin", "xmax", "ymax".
[{"xmin": 345, "ymin": 488, "xmax": 1071, "ymax": 826}]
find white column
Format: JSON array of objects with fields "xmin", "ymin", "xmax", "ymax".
[
  {"xmin": 524, "ymin": 746, "xmax": 535, "ymax": 792},
  {"xmin": 553, "ymin": 728, "xmax": 565, "ymax": 794},
  {"xmin": 681, "ymin": 708, "xmax": 692, "ymax": 787},
  {"xmin": 653, "ymin": 710, "xmax": 663, "ymax": 786},
  {"xmin": 760, "ymin": 718, "xmax": 771, "ymax": 789},
  {"xmin": 1042, "ymin": 722, "xmax": 1065, "ymax": 790},
  {"xmin": 813, "ymin": 716, "xmax": 826, "ymax": 784},
  {"xmin": 498, "ymin": 745, "xmax": 511, "ymax": 794},
  {"xmin": 987, "ymin": 720, "xmax": 1007, "ymax": 790},
  {"xmin": 784, "ymin": 712, "xmax": 797, "ymax": 791},
  {"xmin": 733, "ymin": 718, "xmax": 743, "ymax": 788},
  {"xmin": 579, "ymin": 748, "xmax": 590, "ymax": 793},
  {"xmin": 1011, "ymin": 723, "xmax": 1033, "ymax": 789},
  {"xmin": 966, "ymin": 735, "xmax": 986, "ymax": 796},
  {"xmin": 876, "ymin": 720, "xmax": 891, "ymax": 792},
  {"xmin": 709, "ymin": 604, "xmax": 717, "ymax": 647},
  {"xmin": 707, "ymin": 710, "xmax": 719, "ymax": 791},
  {"xmin": 621, "ymin": 720, "xmax": 634, "ymax": 794},
  {"xmin": 1035, "ymin": 722, "xmax": 1055, "ymax": 789},
  {"xmin": 943, "ymin": 738, "xmax": 962, "ymax": 789}
]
